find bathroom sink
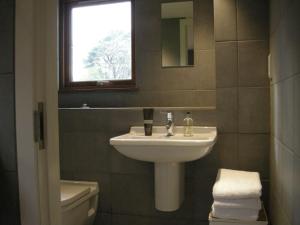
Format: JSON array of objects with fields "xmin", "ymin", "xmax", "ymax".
[
  {"xmin": 110, "ymin": 126, "xmax": 217, "ymax": 212},
  {"xmin": 110, "ymin": 126, "xmax": 217, "ymax": 163}
]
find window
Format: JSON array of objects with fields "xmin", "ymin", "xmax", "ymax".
[{"xmin": 60, "ymin": 0, "xmax": 135, "ymax": 91}]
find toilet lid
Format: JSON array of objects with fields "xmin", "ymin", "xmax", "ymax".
[{"xmin": 61, "ymin": 182, "xmax": 91, "ymax": 207}]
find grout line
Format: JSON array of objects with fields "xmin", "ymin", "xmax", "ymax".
[
  {"xmin": 99, "ymin": 211, "xmax": 209, "ymax": 221},
  {"xmin": 272, "ymin": 136, "xmax": 295, "ymax": 156},
  {"xmin": 271, "ymin": 72, "xmax": 300, "ymax": 85},
  {"xmin": 216, "ymin": 39, "xmax": 268, "ymax": 43},
  {"xmin": 59, "ymin": 106, "xmax": 217, "ymax": 110},
  {"xmin": 217, "ymin": 85, "xmax": 270, "ymax": 90},
  {"xmin": 218, "ymin": 132, "xmax": 270, "ymax": 135},
  {"xmin": 0, "ymin": 73, "xmax": 14, "ymax": 76},
  {"xmin": 235, "ymin": 0, "xmax": 241, "ymax": 171}
]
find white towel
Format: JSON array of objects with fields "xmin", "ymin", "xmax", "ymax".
[
  {"xmin": 213, "ymin": 198, "xmax": 261, "ymax": 210},
  {"xmin": 213, "ymin": 169, "xmax": 262, "ymax": 199},
  {"xmin": 212, "ymin": 205, "xmax": 259, "ymax": 221}
]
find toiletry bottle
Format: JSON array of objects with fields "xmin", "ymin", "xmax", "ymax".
[{"xmin": 183, "ymin": 112, "xmax": 193, "ymax": 137}]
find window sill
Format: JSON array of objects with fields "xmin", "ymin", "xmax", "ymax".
[{"xmin": 59, "ymin": 85, "xmax": 139, "ymax": 93}]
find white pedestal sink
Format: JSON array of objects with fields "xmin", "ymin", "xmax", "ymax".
[{"xmin": 110, "ymin": 126, "xmax": 217, "ymax": 212}]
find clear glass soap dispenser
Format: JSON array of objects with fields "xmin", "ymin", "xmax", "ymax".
[{"xmin": 183, "ymin": 112, "xmax": 193, "ymax": 137}]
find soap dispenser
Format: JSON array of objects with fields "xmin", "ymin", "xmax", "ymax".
[{"xmin": 183, "ymin": 112, "xmax": 193, "ymax": 137}]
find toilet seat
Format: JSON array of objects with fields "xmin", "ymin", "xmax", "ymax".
[
  {"xmin": 60, "ymin": 180, "xmax": 99, "ymax": 212},
  {"xmin": 61, "ymin": 182, "xmax": 91, "ymax": 207},
  {"xmin": 60, "ymin": 180, "xmax": 99, "ymax": 225}
]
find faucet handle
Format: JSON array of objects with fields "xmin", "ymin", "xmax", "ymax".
[
  {"xmin": 167, "ymin": 112, "xmax": 173, "ymax": 121},
  {"xmin": 160, "ymin": 111, "xmax": 174, "ymax": 122}
]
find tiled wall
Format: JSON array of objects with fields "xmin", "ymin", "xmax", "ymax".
[
  {"xmin": 214, "ymin": 0, "xmax": 270, "ymax": 210},
  {"xmin": 60, "ymin": 0, "xmax": 217, "ymax": 224},
  {"xmin": 0, "ymin": 0, "xmax": 20, "ymax": 224},
  {"xmin": 269, "ymin": 0, "xmax": 300, "ymax": 225},
  {"xmin": 59, "ymin": 0, "xmax": 216, "ymax": 108},
  {"xmin": 60, "ymin": 0, "xmax": 271, "ymax": 225}
]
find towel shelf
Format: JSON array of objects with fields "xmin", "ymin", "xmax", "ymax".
[{"xmin": 209, "ymin": 203, "xmax": 268, "ymax": 225}]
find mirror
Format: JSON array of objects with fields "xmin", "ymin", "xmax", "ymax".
[{"xmin": 161, "ymin": 1, "xmax": 194, "ymax": 67}]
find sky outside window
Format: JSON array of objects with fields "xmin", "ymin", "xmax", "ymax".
[{"xmin": 71, "ymin": 2, "xmax": 132, "ymax": 82}]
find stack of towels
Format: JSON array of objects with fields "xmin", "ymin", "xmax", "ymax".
[{"xmin": 212, "ymin": 169, "xmax": 262, "ymax": 221}]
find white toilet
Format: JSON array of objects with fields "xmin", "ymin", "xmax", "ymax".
[{"xmin": 61, "ymin": 180, "xmax": 99, "ymax": 225}]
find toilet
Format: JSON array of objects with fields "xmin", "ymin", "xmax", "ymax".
[{"xmin": 61, "ymin": 180, "xmax": 99, "ymax": 225}]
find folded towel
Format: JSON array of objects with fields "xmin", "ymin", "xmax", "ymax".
[
  {"xmin": 213, "ymin": 169, "xmax": 262, "ymax": 200},
  {"xmin": 213, "ymin": 198, "xmax": 261, "ymax": 210},
  {"xmin": 212, "ymin": 205, "xmax": 259, "ymax": 221}
]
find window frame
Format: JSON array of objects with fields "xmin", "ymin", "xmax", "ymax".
[{"xmin": 59, "ymin": 0, "xmax": 136, "ymax": 92}]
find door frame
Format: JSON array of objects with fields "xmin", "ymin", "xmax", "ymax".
[{"xmin": 15, "ymin": 0, "xmax": 61, "ymax": 224}]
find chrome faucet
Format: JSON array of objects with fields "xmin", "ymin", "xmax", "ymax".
[{"xmin": 165, "ymin": 112, "xmax": 174, "ymax": 136}]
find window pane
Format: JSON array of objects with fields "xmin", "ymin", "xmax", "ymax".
[{"xmin": 71, "ymin": 2, "xmax": 132, "ymax": 82}]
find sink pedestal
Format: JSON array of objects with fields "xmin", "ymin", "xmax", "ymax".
[
  {"xmin": 110, "ymin": 126, "xmax": 217, "ymax": 212},
  {"xmin": 154, "ymin": 162, "xmax": 185, "ymax": 211}
]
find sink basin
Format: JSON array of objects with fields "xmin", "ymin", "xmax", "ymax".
[
  {"xmin": 110, "ymin": 126, "xmax": 217, "ymax": 163},
  {"xmin": 110, "ymin": 126, "xmax": 217, "ymax": 211}
]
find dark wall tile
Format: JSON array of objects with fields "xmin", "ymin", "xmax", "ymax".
[
  {"xmin": 0, "ymin": 172, "xmax": 20, "ymax": 225},
  {"xmin": 150, "ymin": 216, "xmax": 194, "ymax": 225},
  {"xmin": 94, "ymin": 212, "xmax": 112, "ymax": 225},
  {"xmin": 261, "ymin": 181, "xmax": 269, "ymax": 213},
  {"xmin": 111, "ymin": 214, "xmax": 151, "ymax": 225},
  {"xmin": 216, "ymin": 88, "xmax": 238, "ymax": 133},
  {"xmin": 270, "ymin": 0, "xmax": 280, "ymax": 34},
  {"xmin": 73, "ymin": 172, "xmax": 112, "ymax": 213},
  {"xmin": 0, "ymin": 1, "xmax": 19, "ymax": 225},
  {"xmin": 194, "ymin": 0, "xmax": 214, "ymax": 50},
  {"xmin": 59, "ymin": 90, "xmax": 216, "ymax": 108},
  {"xmin": 269, "ymin": 191, "xmax": 290, "ymax": 225},
  {"xmin": 0, "ymin": 3, "xmax": 14, "ymax": 33},
  {"xmin": 237, "ymin": 0, "xmax": 268, "ymax": 40},
  {"xmin": 238, "ymin": 41, "xmax": 269, "ymax": 87},
  {"xmin": 238, "ymin": 134, "xmax": 269, "ymax": 179},
  {"xmin": 59, "ymin": 109, "xmax": 115, "ymax": 133},
  {"xmin": 0, "ymin": 0, "xmax": 14, "ymax": 7},
  {"xmin": 0, "ymin": 32, "xmax": 14, "ymax": 74},
  {"xmin": 137, "ymin": 50, "xmax": 215, "ymax": 92},
  {"xmin": 270, "ymin": 138, "xmax": 280, "ymax": 197},
  {"xmin": 215, "ymin": 134, "xmax": 238, "ymax": 169},
  {"xmin": 294, "ymin": 75, "xmax": 300, "ymax": 156},
  {"xmin": 59, "ymin": 133, "xmax": 74, "ymax": 173},
  {"xmin": 187, "ymin": 145, "xmax": 219, "ymax": 180},
  {"xmin": 60, "ymin": 131, "xmax": 111, "ymax": 173},
  {"xmin": 238, "ymin": 87, "xmax": 270, "ymax": 133},
  {"xmin": 135, "ymin": 2, "xmax": 160, "ymax": 52},
  {"xmin": 0, "ymin": 75, "xmax": 16, "ymax": 171},
  {"xmin": 280, "ymin": 2, "xmax": 300, "ymax": 79},
  {"xmin": 216, "ymin": 41, "xmax": 238, "ymax": 88},
  {"xmin": 214, "ymin": 0, "xmax": 237, "ymax": 41},
  {"xmin": 293, "ymin": 155, "xmax": 300, "ymax": 225},
  {"xmin": 276, "ymin": 79, "xmax": 294, "ymax": 150},
  {"xmin": 279, "ymin": 0, "xmax": 294, "ymax": 20},
  {"xmin": 111, "ymin": 174, "xmax": 155, "ymax": 216},
  {"xmin": 280, "ymin": 145, "xmax": 294, "ymax": 224},
  {"xmin": 191, "ymin": 177, "xmax": 215, "ymax": 220},
  {"xmin": 60, "ymin": 171, "xmax": 74, "ymax": 180},
  {"xmin": 111, "ymin": 150, "xmax": 153, "ymax": 175}
]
